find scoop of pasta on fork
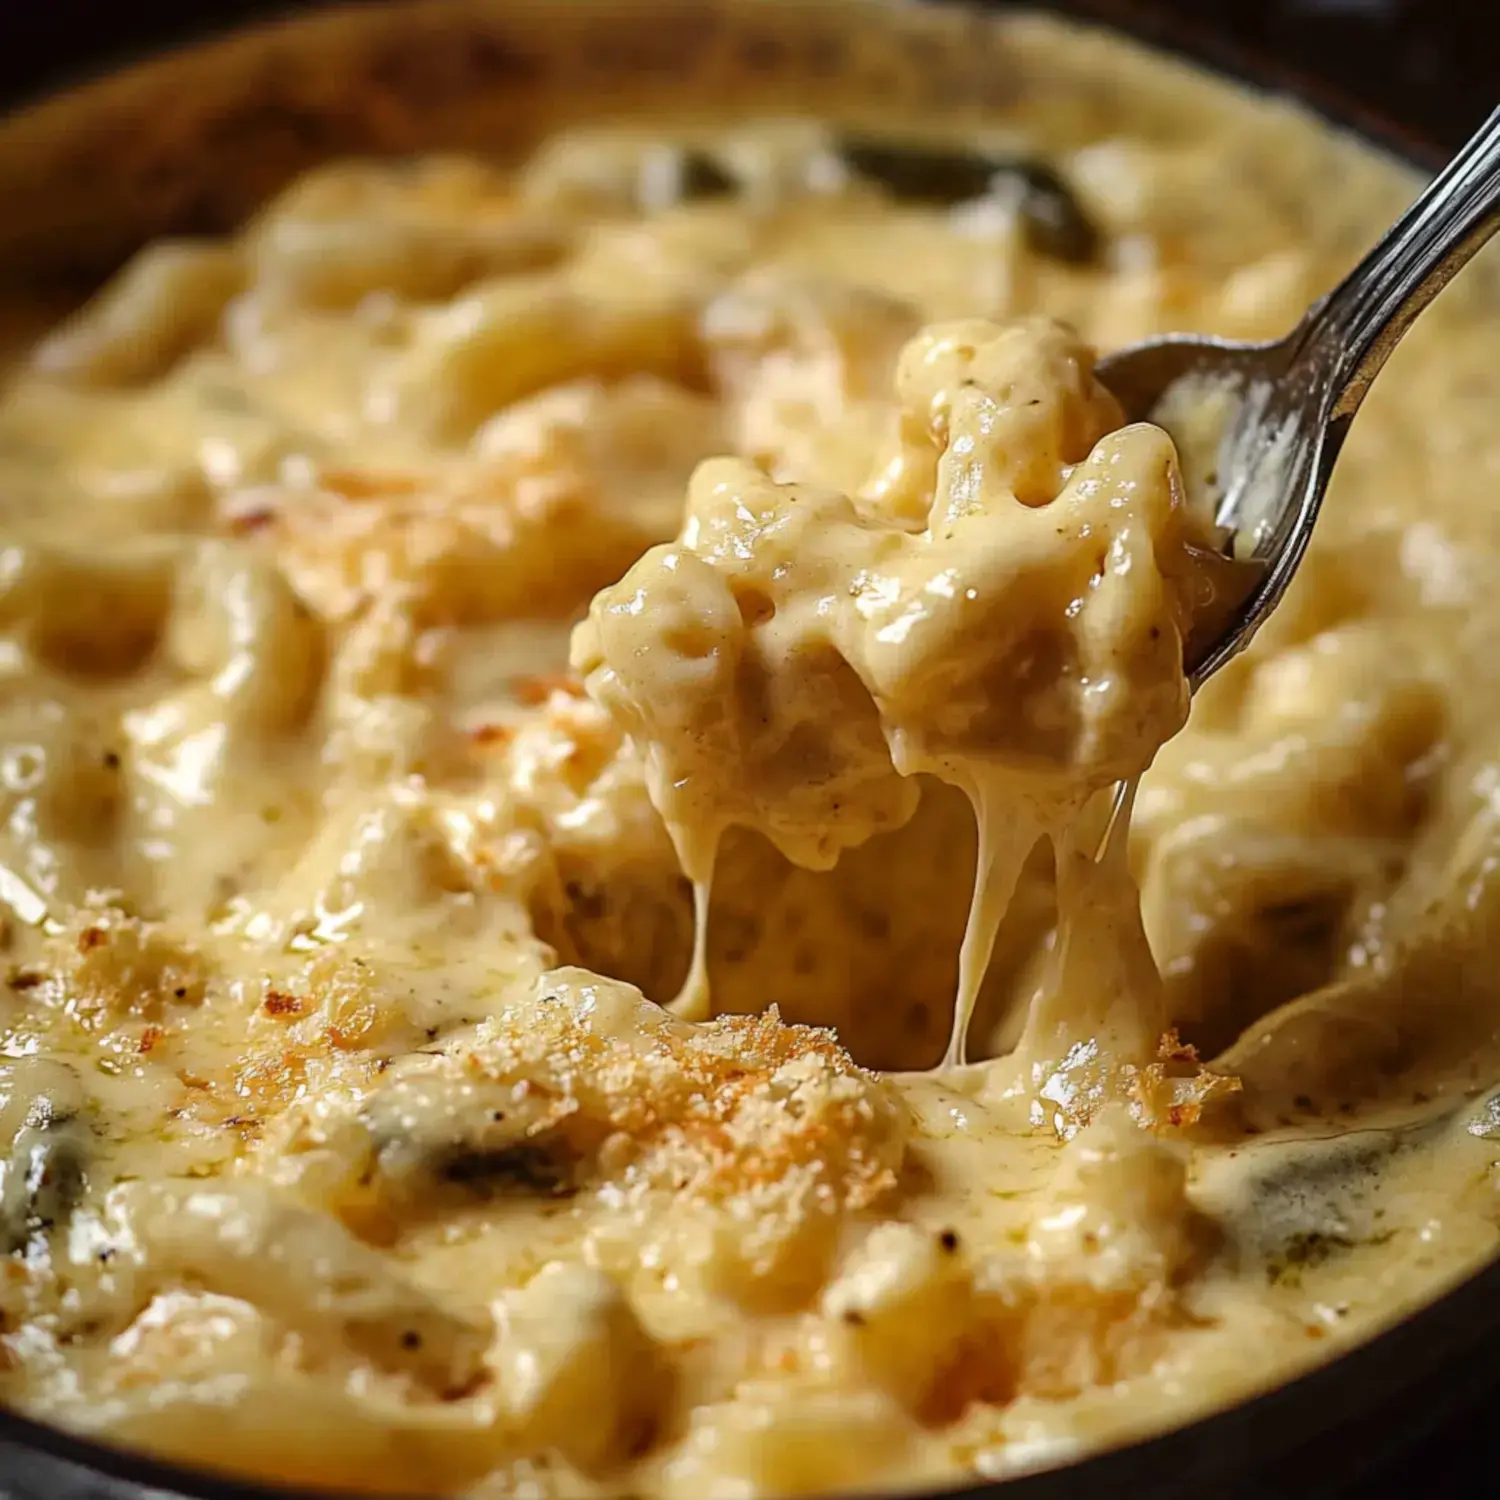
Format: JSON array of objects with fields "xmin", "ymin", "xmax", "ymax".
[{"xmin": 574, "ymin": 315, "xmax": 1233, "ymax": 1109}]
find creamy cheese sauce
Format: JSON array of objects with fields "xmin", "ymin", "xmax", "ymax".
[{"xmin": 0, "ymin": 9, "xmax": 1498, "ymax": 1498}]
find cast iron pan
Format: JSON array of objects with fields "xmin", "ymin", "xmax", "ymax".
[{"xmin": 0, "ymin": 2, "xmax": 1496, "ymax": 1498}]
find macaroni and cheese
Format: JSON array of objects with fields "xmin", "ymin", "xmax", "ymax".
[{"xmin": 0, "ymin": 5, "xmax": 1495, "ymax": 1497}]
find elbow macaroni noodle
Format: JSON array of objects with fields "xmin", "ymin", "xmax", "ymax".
[{"xmin": 0, "ymin": 15, "xmax": 1496, "ymax": 1497}]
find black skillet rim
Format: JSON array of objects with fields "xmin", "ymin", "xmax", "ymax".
[{"xmin": 0, "ymin": 1, "xmax": 1491, "ymax": 1497}]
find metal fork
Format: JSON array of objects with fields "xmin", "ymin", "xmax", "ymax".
[
  {"xmin": 1096, "ymin": 104, "xmax": 1500, "ymax": 690},
  {"xmin": 1089, "ymin": 105, "xmax": 1500, "ymax": 855}
]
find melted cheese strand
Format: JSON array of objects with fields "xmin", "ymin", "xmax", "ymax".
[
  {"xmin": 999, "ymin": 778, "xmax": 1185, "ymax": 1134},
  {"xmin": 673, "ymin": 873, "xmax": 716, "ymax": 1022},
  {"xmin": 942, "ymin": 774, "xmax": 1044, "ymax": 1068}
]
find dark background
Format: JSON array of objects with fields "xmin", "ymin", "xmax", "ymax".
[
  {"xmin": 0, "ymin": 0, "xmax": 1495, "ymax": 1497},
  {"xmin": 0, "ymin": 0, "xmax": 1497, "ymax": 152},
  {"xmin": 1058, "ymin": 0, "xmax": 1500, "ymax": 153}
]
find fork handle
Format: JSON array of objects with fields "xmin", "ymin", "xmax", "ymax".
[{"xmin": 1306, "ymin": 105, "xmax": 1500, "ymax": 421}]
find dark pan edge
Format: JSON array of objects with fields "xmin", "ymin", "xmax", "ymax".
[{"xmin": 1047, "ymin": 0, "xmax": 1448, "ymax": 172}]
